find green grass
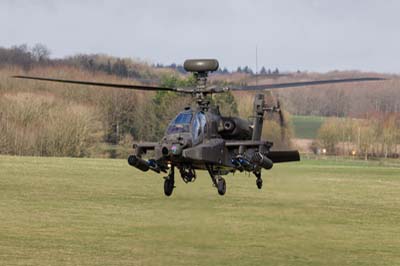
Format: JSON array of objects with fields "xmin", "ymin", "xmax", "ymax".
[
  {"xmin": 292, "ymin": 115, "xmax": 325, "ymax": 139},
  {"xmin": 0, "ymin": 156, "xmax": 399, "ymax": 266}
]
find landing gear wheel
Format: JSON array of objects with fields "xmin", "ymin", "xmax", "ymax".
[
  {"xmin": 164, "ymin": 178, "xmax": 174, "ymax": 196},
  {"xmin": 164, "ymin": 167, "xmax": 175, "ymax": 197},
  {"xmin": 217, "ymin": 177, "xmax": 226, "ymax": 196},
  {"xmin": 256, "ymin": 178, "xmax": 263, "ymax": 189}
]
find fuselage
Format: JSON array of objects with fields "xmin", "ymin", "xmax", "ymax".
[{"xmin": 154, "ymin": 106, "xmax": 252, "ymax": 170}]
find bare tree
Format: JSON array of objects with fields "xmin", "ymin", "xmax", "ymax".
[{"xmin": 31, "ymin": 43, "xmax": 51, "ymax": 62}]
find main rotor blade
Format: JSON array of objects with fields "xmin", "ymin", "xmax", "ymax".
[
  {"xmin": 12, "ymin": 75, "xmax": 176, "ymax": 92},
  {"xmin": 230, "ymin": 77, "xmax": 385, "ymax": 91}
]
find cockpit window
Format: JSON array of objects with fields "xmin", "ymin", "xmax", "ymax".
[
  {"xmin": 192, "ymin": 112, "xmax": 206, "ymax": 143},
  {"xmin": 174, "ymin": 113, "xmax": 192, "ymax": 124},
  {"xmin": 166, "ymin": 112, "xmax": 192, "ymax": 134},
  {"xmin": 192, "ymin": 116, "xmax": 201, "ymax": 140}
]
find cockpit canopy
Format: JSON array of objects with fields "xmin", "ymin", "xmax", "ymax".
[
  {"xmin": 166, "ymin": 111, "xmax": 192, "ymax": 135},
  {"xmin": 166, "ymin": 110, "xmax": 207, "ymax": 144}
]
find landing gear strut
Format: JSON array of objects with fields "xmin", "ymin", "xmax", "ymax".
[
  {"xmin": 164, "ymin": 167, "xmax": 175, "ymax": 196},
  {"xmin": 206, "ymin": 164, "xmax": 226, "ymax": 196},
  {"xmin": 254, "ymin": 171, "xmax": 263, "ymax": 189}
]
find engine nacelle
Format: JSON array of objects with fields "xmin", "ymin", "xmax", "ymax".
[{"xmin": 219, "ymin": 117, "xmax": 253, "ymax": 140}]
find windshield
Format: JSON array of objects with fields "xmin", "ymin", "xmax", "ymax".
[
  {"xmin": 192, "ymin": 112, "xmax": 206, "ymax": 143},
  {"xmin": 166, "ymin": 112, "xmax": 193, "ymax": 135}
]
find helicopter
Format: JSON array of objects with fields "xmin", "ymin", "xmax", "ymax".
[{"xmin": 13, "ymin": 59, "xmax": 384, "ymax": 196}]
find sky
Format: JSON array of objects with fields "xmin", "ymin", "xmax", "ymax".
[{"xmin": 1, "ymin": 0, "xmax": 399, "ymax": 73}]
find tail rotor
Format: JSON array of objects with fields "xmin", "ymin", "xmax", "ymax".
[{"xmin": 276, "ymin": 98, "xmax": 287, "ymax": 144}]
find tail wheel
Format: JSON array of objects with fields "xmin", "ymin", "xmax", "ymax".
[
  {"xmin": 164, "ymin": 178, "xmax": 174, "ymax": 196},
  {"xmin": 217, "ymin": 177, "xmax": 226, "ymax": 196}
]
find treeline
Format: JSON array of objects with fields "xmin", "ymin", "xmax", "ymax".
[
  {"xmin": 0, "ymin": 44, "xmax": 175, "ymax": 82},
  {"xmin": 0, "ymin": 43, "xmax": 281, "ymax": 78},
  {"xmin": 0, "ymin": 44, "xmax": 50, "ymax": 69},
  {"xmin": 316, "ymin": 114, "xmax": 400, "ymax": 159}
]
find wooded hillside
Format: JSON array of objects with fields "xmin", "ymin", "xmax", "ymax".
[{"xmin": 0, "ymin": 44, "xmax": 399, "ymax": 158}]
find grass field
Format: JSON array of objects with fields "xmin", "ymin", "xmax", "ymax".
[
  {"xmin": 292, "ymin": 115, "xmax": 325, "ymax": 139},
  {"xmin": 0, "ymin": 156, "xmax": 399, "ymax": 266}
]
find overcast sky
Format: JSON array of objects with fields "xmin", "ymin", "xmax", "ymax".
[{"xmin": 1, "ymin": 0, "xmax": 399, "ymax": 73}]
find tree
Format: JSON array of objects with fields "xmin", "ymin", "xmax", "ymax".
[
  {"xmin": 243, "ymin": 66, "xmax": 253, "ymax": 74},
  {"xmin": 112, "ymin": 59, "xmax": 128, "ymax": 77},
  {"xmin": 357, "ymin": 120, "xmax": 377, "ymax": 160},
  {"xmin": 213, "ymin": 91, "xmax": 238, "ymax": 116},
  {"xmin": 0, "ymin": 44, "xmax": 33, "ymax": 69},
  {"xmin": 31, "ymin": 43, "xmax": 50, "ymax": 62},
  {"xmin": 99, "ymin": 90, "xmax": 138, "ymax": 145},
  {"xmin": 317, "ymin": 118, "xmax": 341, "ymax": 154},
  {"xmin": 260, "ymin": 66, "xmax": 267, "ymax": 75}
]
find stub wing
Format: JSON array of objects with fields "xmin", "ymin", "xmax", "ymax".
[
  {"xmin": 225, "ymin": 140, "xmax": 272, "ymax": 149},
  {"xmin": 133, "ymin": 142, "xmax": 158, "ymax": 149},
  {"xmin": 225, "ymin": 140, "xmax": 300, "ymax": 163},
  {"xmin": 133, "ymin": 142, "xmax": 158, "ymax": 155}
]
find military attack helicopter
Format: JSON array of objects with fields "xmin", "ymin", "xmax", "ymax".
[{"xmin": 14, "ymin": 59, "xmax": 384, "ymax": 196}]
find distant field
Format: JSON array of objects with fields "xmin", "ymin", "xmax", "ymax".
[
  {"xmin": 0, "ymin": 156, "xmax": 399, "ymax": 266},
  {"xmin": 292, "ymin": 115, "xmax": 325, "ymax": 139}
]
